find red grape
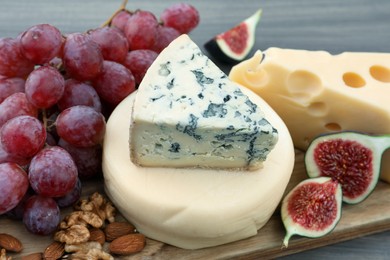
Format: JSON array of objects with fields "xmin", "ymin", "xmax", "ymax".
[
  {"xmin": 55, "ymin": 178, "xmax": 82, "ymax": 208},
  {"xmin": 28, "ymin": 146, "xmax": 78, "ymax": 197},
  {"xmin": 111, "ymin": 10, "xmax": 132, "ymax": 31},
  {"xmin": 57, "ymin": 79, "xmax": 101, "ymax": 112},
  {"xmin": 0, "ymin": 3, "xmax": 200, "ymax": 233},
  {"xmin": 124, "ymin": 10, "xmax": 159, "ymax": 50},
  {"xmin": 123, "ymin": 49, "xmax": 158, "ymax": 85},
  {"xmin": 152, "ymin": 25, "xmax": 181, "ymax": 53},
  {"xmin": 0, "ymin": 140, "xmax": 31, "ymax": 166},
  {"xmin": 58, "ymin": 138, "xmax": 102, "ymax": 180},
  {"xmin": 0, "ymin": 162, "xmax": 29, "ymax": 214},
  {"xmin": 0, "ymin": 93, "xmax": 38, "ymax": 128},
  {"xmin": 89, "ymin": 26, "xmax": 129, "ymax": 63},
  {"xmin": 62, "ymin": 33, "xmax": 103, "ymax": 81},
  {"xmin": 25, "ymin": 65, "xmax": 65, "ymax": 108},
  {"xmin": 5, "ymin": 190, "xmax": 33, "ymax": 220},
  {"xmin": 0, "ymin": 77, "xmax": 25, "ymax": 103},
  {"xmin": 23, "ymin": 195, "xmax": 60, "ymax": 235},
  {"xmin": 0, "ymin": 115, "xmax": 46, "ymax": 158},
  {"xmin": 0, "ymin": 38, "xmax": 34, "ymax": 77},
  {"xmin": 56, "ymin": 105, "xmax": 106, "ymax": 147},
  {"xmin": 160, "ymin": 3, "xmax": 200, "ymax": 34},
  {"xmin": 93, "ymin": 60, "xmax": 135, "ymax": 105},
  {"xmin": 20, "ymin": 24, "xmax": 63, "ymax": 64}
]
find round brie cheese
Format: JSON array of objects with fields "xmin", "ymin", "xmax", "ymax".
[{"xmin": 103, "ymin": 87, "xmax": 295, "ymax": 249}]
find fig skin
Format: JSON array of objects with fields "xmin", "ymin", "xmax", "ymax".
[
  {"xmin": 305, "ymin": 131, "xmax": 390, "ymax": 204},
  {"xmin": 204, "ymin": 9, "xmax": 262, "ymax": 64},
  {"xmin": 281, "ymin": 177, "xmax": 343, "ymax": 248},
  {"xmin": 204, "ymin": 40, "xmax": 241, "ymax": 64}
]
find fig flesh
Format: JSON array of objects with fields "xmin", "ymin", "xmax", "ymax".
[
  {"xmin": 204, "ymin": 9, "xmax": 262, "ymax": 64},
  {"xmin": 305, "ymin": 131, "xmax": 390, "ymax": 204},
  {"xmin": 281, "ymin": 177, "xmax": 342, "ymax": 247}
]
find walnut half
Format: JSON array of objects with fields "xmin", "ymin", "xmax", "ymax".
[
  {"xmin": 74, "ymin": 192, "xmax": 116, "ymax": 224},
  {"xmin": 65, "ymin": 241, "xmax": 114, "ymax": 260},
  {"xmin": 54, "ymin": 225, "xmax": 90, "ymax": 245},
  {"xmin": 60, "ymin": 211, "xmax": 104, "ymax": 229}
]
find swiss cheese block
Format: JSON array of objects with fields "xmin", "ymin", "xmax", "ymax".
[
  {"xmin": 103, "ymin": 88, "xmax": 294, "ymax": 249},
  {"xmin": 130, "ymin": 35, "xmax": 278, "ymax": 170},
  {"xmin": 229, "ymin": 49, "xmax": 390, "ymax": 183}
]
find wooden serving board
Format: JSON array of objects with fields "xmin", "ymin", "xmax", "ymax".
[{"xmin": 1, "ymin": 150, "xmax": 390, "ymax": 259}]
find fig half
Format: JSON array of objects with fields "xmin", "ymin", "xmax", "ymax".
[
  {"xmin": 281, "ymin": 177, "xmax": 342, "ymax": 247},
  {"xmin": 305, "ymin": 131, "xmax": 390, "ymax": 204},
  {"xmin": 204, "ymin": 9, "xmax": 262, "ymax": 64}
]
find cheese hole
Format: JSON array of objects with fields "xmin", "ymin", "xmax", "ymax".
[
  {"xmin": 307, "ymin": 102, "xmax": 328, "ymax": 116},
  {"xmin": 324, "ymin": 122, "xmax": 342, "ymax": 131},
  {"xmin": 342, "ymin": 72, "xmax": 366, "ymax": 88},
  {"xmin": 286, "ymin": 70, "xmax": 323, "ymax": 103},
  {"xmin": 369, "ymin": 65, "xmax": 390, "ymax": 83},
  {"xmin": 243, "ymin": 68, "xmax": 269, "ymax": 87}
]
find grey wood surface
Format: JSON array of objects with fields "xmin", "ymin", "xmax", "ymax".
[{"xmin": 0, "ymin": 0, "xmax": 389, "ymax": 259}]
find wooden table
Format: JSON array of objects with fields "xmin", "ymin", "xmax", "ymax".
[{"xmin": 1, "ymin": 0, "xmax": 389, "ymax": 259}]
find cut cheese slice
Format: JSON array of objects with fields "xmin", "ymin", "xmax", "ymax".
[
  {"xmin": 130, "ymin": 35, "xmax": 278, "ymax": 170},
  {"xmin": 103, "ymin": 87, "xmax": 294, "ymax": 249},
  {"xmin": 229, "ymin": 49, "xmax": 390, "ymax": 183}
]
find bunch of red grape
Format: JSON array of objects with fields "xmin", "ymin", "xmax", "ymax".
[{"xmin": 0, "ymin": 3, "xmax": 199, "ymax": 236}]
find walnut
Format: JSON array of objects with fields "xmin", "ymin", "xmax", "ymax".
[
  {"xmin": 65, "ymin": 241, "xmax": 101, "ymax": 253},
  {"xmin": 54, "ymin": 225, "xmax": 90, "ymax": 245},
  {"xmin": 52, "ymin": 192, "xmax": 121, "ymax": 258},
  {"xmin": 65, "ymin": 241, "xmax": 114, "ymax": 260},
  {"xmin": 0, "ymin": 249, "xmax": 11, "ymax": 260},
  {"xmin": 60, "ymin": 211, "xmax": 104, "ymax": 229},
  {"xmin": 75, "ymin": 192, "xmax": 116, "ymax": 223}
]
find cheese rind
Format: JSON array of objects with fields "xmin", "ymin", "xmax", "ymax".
[
  {"xmin": 130, "ymin": 35, "xmax": 278, "ymax": 170},
  {"xmin": 229, "ymin": 49, "xmax": 390, "ymax": 182},
  {"xmin": 103, "ymin": 88, "xmax": 294, "ymax": 249}
]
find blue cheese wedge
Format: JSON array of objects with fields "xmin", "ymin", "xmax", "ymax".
[{"xmin": 130, "ymin": 35, "xmax": 278, "ymax": 170}]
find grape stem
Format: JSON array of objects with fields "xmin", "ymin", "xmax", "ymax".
[
  {"xmin": 101, "ymin": 0, "xmax": 129, "ymax": 27},
  {"xmin": 42, "ymin": 109, "xmax": 48, "ymax": 130}
]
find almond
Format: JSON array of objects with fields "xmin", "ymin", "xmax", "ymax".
[
  {"xmin": 43, "ymin": 241, "xmax": 65, "ymax": 260},
  {"xmin": 109, "ymin": 233, "xmax": 145, "ymax": 255},
  {"xmin": 0, "ymin": 233, "xmax": 23, "ymax": 252},
  {"xmin": 104, "ymin": 221, "xmax": 135, "ymax": 241},
  {"xmin": 89, "ymin": 228, "xmax": 106, "ymax": 245},
  {"xmin": 21, "ymin": 252, "xmax": 43, "ymax": 260}
]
